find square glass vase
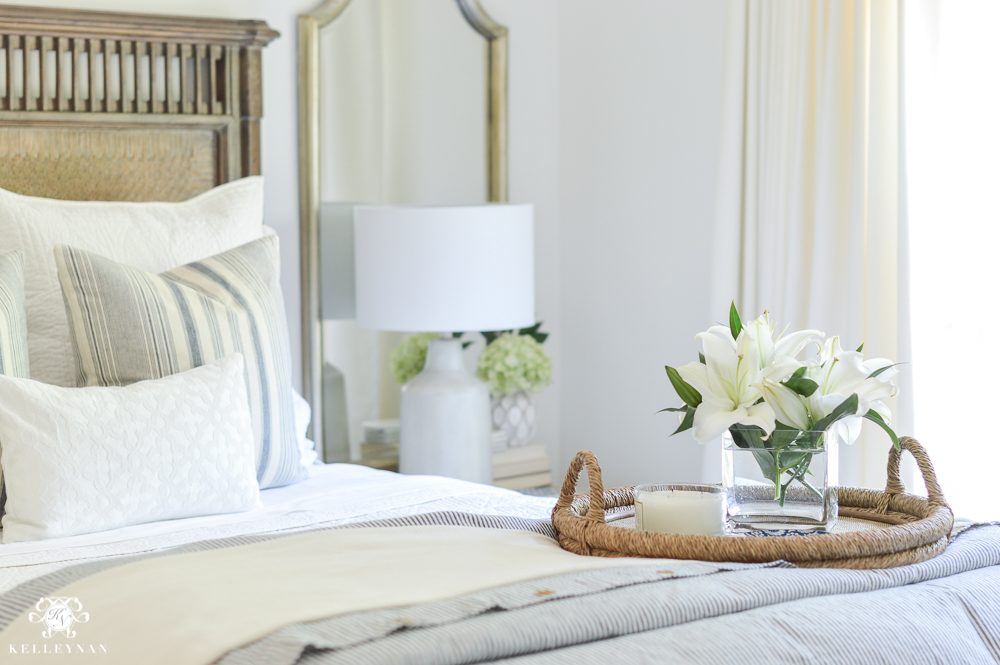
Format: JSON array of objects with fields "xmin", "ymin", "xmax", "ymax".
[{"xmin": 722, "ymin": 428, "xmax": 838, "ymax": 532}]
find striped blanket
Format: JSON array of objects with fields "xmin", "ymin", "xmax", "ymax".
[
  {"xmin": 2, "ymin": 513, "xmax": 998, "ymax": 664},
  {"xmin": 220, "ymin": 518, "xmax": 1000, "ymax": 665}
]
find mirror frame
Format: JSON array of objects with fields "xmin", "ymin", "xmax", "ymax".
[{"xmin": 297, "ymin": 0, "xmax": 509, "ymax": 450}]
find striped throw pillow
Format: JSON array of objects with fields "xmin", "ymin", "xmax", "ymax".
[
  {"xmin": 0, "ymin": 250, "xmax": 30, "ymax": 510},
  {"xmin": 55, "ymin": 236, "xmax": 304, "ymax": 489}
]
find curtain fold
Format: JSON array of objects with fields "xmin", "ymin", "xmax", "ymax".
[{"xmin": 708, "ymin": 0, "xmax": 912, "ymax": 489}]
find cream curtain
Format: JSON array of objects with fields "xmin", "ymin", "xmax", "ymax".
[{"xmin": 708, "ymin": 0, "xmax": 912, "ymax": 489}]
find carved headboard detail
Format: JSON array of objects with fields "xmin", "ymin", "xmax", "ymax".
[{"xmin": 0, "ymin": 5, "xmax": 278, "ymax": 201}]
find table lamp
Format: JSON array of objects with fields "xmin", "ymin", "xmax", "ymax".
[{"xmin": 353, "ymin": 204, "xmax": 535, "ymax": 483}]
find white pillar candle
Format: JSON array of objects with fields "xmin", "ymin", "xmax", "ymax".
[{"xmin": 634, "ymin": 484, "xmax": 726, "ymax": 536}]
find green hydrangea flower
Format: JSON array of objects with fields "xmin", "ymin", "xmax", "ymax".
[
  {"xmin": 390, "ymin": 332, "xmax": 437, "ymax": 385},
  {"xmin": 476, "ymin": 332, "xmax": 552, "ymax": 395}
]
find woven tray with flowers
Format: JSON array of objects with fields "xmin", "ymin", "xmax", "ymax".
[{"xmin": 551, "ymin": 437, "xmax": 954, "ymax": 569}]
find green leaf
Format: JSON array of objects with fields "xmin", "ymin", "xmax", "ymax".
[
  {"xmin": 672, "ymin": 406, "xmax": 695, "ymax": 435},
  {"xmin": 777, "ymin": 452, "xmax": 811, "ymax": 475},
  {"xmin": 812, "ymin": 393, "xmax": 860, "ymax": 432},
  {"xmin": 517, "ymin": 322, "xmax": 549, "ymax": 345},
  {"xmin": 868, "ymin": 363, "xmax": 899, "ymax": 380},
  {"xmin": 484, "ymin": 323, "xmax": 549, "ymax": 346},
  {"xmin": 656, "ymin": 406, "xmax": 688, "ymax": 414},
  {"xmin": 864, "ymin": 409, "xmax": 900, "ymax": 450},
  {"xmin": 481, "ymin": 330, "xmax": 508, "ymax": 346},
  {"xmin": 665, "ymin": 366, "xmax": 702, "ymax": 408},
  {"xmin": 698, "ymin": 352, "xmax": 706, "ymax": 365},
  {"xmin": 727, "ymin": 426, "xmax": 751, "ymax": 449},
  {"xmin": 450, "ymin": 332, "xmax": 473, "ymax": 349},
  {"xmin": 729, "ymin": 301, "xmax": 743, "ymax": 340},
  {"xmin": 781, "ymin": 367, "xmax": 818, "ymax": 397},
  {"xmin": 856, "ymin": 342, "xmax": 864, "ymax": 353},
  {"xmin": 730, "ymin": 426, "xmax": 779, "ymax": 484},
  {"xmin": 782, "ymin": 371, "xmax": 819, "ymax": 398}
]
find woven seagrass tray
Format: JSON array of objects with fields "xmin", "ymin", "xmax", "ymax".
[{"xmin": 552, "ymin": 437, "xmax": 954, "ymax": 569}]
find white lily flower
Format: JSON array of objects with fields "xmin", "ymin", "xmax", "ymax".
[
  {"xmin": 677, "ymin": 327, "xmax": 800, "ymax": 444},
  {"xmin": 664, "ymin": 305, "xmax": 899, "ymax": 454},
  {"xmin": 757, "ymin": 377, "xmax": 811, "ymax": 430},
  {"xmin": 806, "ymin": 336, "xmax": 899, "ymax": 443},
  {"xmin": 744, "ymin": 312, "xmax": 824, "ymax": 369},
  {"xmin": 811, "ymin": 338, "xmax": 898, "ymax": 412}
]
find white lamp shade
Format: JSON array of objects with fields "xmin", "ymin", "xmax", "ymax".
[{"xmin": 354, "ymin": 204, "xmax": 535, "ymax": 332}]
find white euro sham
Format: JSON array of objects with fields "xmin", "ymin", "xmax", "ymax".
[{"xmin": 0, "ymin": 354, "xmax": 260, "ymax": 543}]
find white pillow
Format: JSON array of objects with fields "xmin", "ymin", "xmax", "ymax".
[
  {"xmin": 0, "ymin": 354, "xmax": 260, "ymax": 543},
  {"xmin": 292, "ymin": 389, "xmax": 319, "ymax": 466},
  {"xmin": 0, "ymin": 177, "xmax": 265, "ymax": 387}
]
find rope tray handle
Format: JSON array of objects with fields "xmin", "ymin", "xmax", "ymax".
[
  {"xmin": 554, "ymin": 450, "xmax": 606, "ymax": 523},
  {"xmin": 876, "ymin": 436, "xmax": 950, "ymax": 514}
]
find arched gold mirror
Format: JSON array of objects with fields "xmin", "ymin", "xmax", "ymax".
[{"xmin": 298, "ymin": 0, "xmax": 508, "ymax": 462}]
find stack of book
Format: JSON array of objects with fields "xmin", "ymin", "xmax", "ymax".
[
  {"xmin": 360, "ymin": 419, "xmax": 400, "ymax": 472},
  {"xmin": 363, "ymin": 419, "xmax": 400, "ymax": 444},
  {"xmin": 491, "ymin": 444, "xmax": 551, "ymax": 490},
  {"xmin": 358, "ymin": 419, "xmax": 551, "ymax": 489}
]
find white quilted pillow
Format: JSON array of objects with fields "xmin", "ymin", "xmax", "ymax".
[
  {"xmin": 0, "ymin": 354, "xmax": 260, "ymax": 543},
  {"xmin": 0, "ymin": 177, "xmax": 265, "ymax": 387}
]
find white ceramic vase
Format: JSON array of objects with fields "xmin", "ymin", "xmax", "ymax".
[
  {"xmin": 491, "ymin": 390, "xmax": 537, "ymax": 447},
  {"xmin": 399, "ymin": 338, "xmax": 492, "ymax": 483}
]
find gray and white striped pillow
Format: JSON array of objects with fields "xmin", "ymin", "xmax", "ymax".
[
  {"xmin": 0, "ymin": 252, "xmax": 29, "ymax": 380},
  {"xmin": 55, "ymin": 236, "xmax": 304, "ymax": 489}
]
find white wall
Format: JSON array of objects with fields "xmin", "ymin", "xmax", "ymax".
[
  {"xmin": 15, "ymin": 0, "xmax": 729, "ymax": 487},
  {"xmin": 487, "ymin": 0, "xmax": 562, "ymax": 470},
  {"xmin": 556, "ymin": 0, "xmax": 729, "ymax": 488}
]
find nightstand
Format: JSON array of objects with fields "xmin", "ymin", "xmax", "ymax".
[{"xmin": 357, "ymin": 443, "xmax": 552, "ymax": 489}]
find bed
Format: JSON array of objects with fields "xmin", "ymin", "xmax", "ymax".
[{"xmin": 0, "ymin": 5, "xmax": 998, "ymax": 665}]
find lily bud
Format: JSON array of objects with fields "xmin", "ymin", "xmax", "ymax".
[{"xmin": 759, "ymin": 378, "xmax": 811, "ymax": 430}]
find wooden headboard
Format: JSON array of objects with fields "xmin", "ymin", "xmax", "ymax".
[{"xmin": 0, "ymin": 5, "xmax": 278, "ymax": 202}]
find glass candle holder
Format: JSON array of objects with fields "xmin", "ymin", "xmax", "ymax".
[{"xmin": 634, "ymin": 484, "xmax": 726, "ymax": 536}]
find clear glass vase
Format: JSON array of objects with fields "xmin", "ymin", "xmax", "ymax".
[{"xmin": 722, "ymin": 427, "xmax": 838, "ymax": 532}]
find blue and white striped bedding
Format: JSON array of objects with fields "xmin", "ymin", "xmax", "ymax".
[
  {"xmin": 1, "ymin": 498, "xmax": 997, "ymax": 664},
  {"xmin": 216, "ymin": 517, "xmax": 1000, "ymax": 665}
]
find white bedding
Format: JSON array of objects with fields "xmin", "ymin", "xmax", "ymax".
[{"xmin": 0, "ymin": 464, "xmax": 556, "ymax": 594}]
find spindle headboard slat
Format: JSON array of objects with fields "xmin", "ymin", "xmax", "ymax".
[{"xmin": 0, "ymin": 5, "xmax": 277, "ymax": 202}]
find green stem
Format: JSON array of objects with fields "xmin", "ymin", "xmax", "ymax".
[
  {"xmin": 777, "ymin": 453, "xmax": 809, "ymax": 475},
  {"xmin": 778, "ymin": 460, "xmax": 805, "ymax": 507},
  {"xmin": 798, "ymin": 477, "xmax": 824, "ymax": 501},
  {"xmin": 778, "ymin": 456, "xmax": 823, "ymax": 505},
  {"xmin": 773, "ymin": 452, "xmax": 782, "ymax": 500}
]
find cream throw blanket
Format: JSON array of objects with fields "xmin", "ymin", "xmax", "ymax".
[{"xmin": 1, "ymin": 525, "xmax": 666, "ymax": 664}]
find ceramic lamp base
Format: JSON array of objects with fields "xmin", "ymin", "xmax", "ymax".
[{"xmin": 399, "ymin": 338, "xmax": 492, "ymax": 483}]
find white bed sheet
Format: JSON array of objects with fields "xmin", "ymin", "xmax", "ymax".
[{"xmin": 0, "ymin": 464, "xmax": 556, "ymax": 593}]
